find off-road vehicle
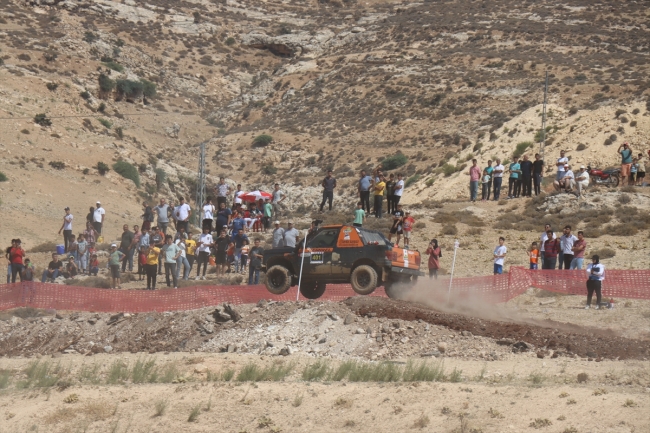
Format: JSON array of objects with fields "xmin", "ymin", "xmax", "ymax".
[{"xmin": 262, "ymin": 224, "xmax": 423, "ymax": 299}]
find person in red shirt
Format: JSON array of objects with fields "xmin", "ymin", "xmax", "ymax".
[
  {"xmin": 425, "ymin": 239, "xmax": 441, "ymax": 279},
  {"xmin": 468, "ymin": 159, "xmax": 482, "ymax": 202},
  {"xmin": 542, "ymin": 231, "xmax": 560, "ymax": 270},
  {"xmin": 402, "ymin": 211, "xmax": 415, "ymax": 249},
  {"xmin": 9, "ymin": 239, "xmax": 25, "ymax": 282}
]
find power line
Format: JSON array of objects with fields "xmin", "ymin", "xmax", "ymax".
[{"xmin": 0, "ymin": 112, "xmax": 203, "ymax": 120}]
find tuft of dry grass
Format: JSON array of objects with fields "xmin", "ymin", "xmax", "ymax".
[
  {"xmin": 292, "ymin": 394, "xmax": 303, "ymax": 407},
  {"xmin": 154, "ymin": 399, "xmax": 168, "ymax": 417},
  {"xmin": 623, "ymin": 399, "xmax": 636, "ymax": 407},
  {"xmin": 412, "ymin": 413, "xmax": 430, "ymax": 429},
  {"xmin": 334, "ymin": 397, "xmax": 353, "ymax": 409},
  {"xmin": 82, "ymin": 400, "xmax": 115, "ymax": 422},
  {"xmin": 187, "ymin": 404, "xmax": 201, "ymax": 422},
  {"xmin": 529, "ymin": 418, "xmax": 552, "ymax": 429},
  {"xmin": 43, "ymin": 407, "xmax": 77, "ymax": 424},
  {"xmin": 63, "ymin": 393, "xmax": 79, "ymax": 404}
]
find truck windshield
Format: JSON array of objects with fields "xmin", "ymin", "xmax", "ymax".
[
  {"xmin": 307, "ymin": 228, "xmax": 340, "ymax": 248},
  {"xmin": 357, "ymin": 229, "xmax": 389, "ymax": 246}
]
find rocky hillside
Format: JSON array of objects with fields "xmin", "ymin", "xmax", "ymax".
[{"xmin": 0, "ymin": 0, "xmax": 649, "ymax": 247}]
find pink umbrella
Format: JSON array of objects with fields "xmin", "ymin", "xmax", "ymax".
[{"xmin": 240, "ymin": 190, "xmax": 272, "ymax": 203}]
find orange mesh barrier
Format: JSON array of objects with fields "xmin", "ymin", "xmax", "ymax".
[{"xmin": 0, "ymin": 267, "xmax": 646, "ymax": 313}]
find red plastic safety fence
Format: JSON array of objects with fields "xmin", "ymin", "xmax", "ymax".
[{"xmin": 0, "ymin": 267, "xmax": 647, "ymax": 313}]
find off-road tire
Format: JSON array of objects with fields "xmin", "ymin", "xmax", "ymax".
[
  {"xmin": 265, "ymin": 265, "xmax": 292, "ymax": 295},
  {"xmin": 299, "ymin": 281, "xmax": 326, "ymax": 299},
  {"xmin": 383, "ymin": 282, "xmax": 398, "ymax": 299},
  {"xmin": 350, "ymin": 265, "xmax": 378, "ymax": 295}
]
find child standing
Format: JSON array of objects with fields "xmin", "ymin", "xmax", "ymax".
[
  {"xmin": 240, "ymin": 239, "xmax": 250, "ymax": 274},
  {"xmin": 402, "ymin": 210, "xmax": 415, "ymax": 249},
  {"xmin": 481, "ymin": 169, "xmax": 491, "ymax": 201},
  {"xmin": 528, "ymin": 241, "xmax": 539, "ymax": 270},
  {"xmin": 353, "ymin": 202, "xmax": 365, "ymax": 227}
]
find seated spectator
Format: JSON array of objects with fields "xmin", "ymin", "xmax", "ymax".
[
  {"xmin": 553, "ymin": 164, "xmax": 575, "ymax": 192},
  {"xmin": 575, "ymin": 166, "xmax": 589, "ymax": 197},
  {"xmin": 62, "ymin": 256, "xmax": 79, "ymax": 279},
  {"xmin": 42, "ymin": 253, "xmax": 63, "ymax": 282},
  {"xmin": 89, "ymin": 253, "xmax": 99, "ymax": 276}
]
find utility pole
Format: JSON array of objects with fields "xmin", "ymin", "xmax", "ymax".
[
  {"xmin": 539, "ymin": 71, "xmax": 549, "ymax": 159},
  {"xmin": 194, "ymin": 141, "xmax": 206, "ymax": 227}
]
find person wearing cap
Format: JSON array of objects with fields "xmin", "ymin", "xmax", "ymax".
[
  {"xmin": 108, "ymin": 244, "xmax": 126, "ymax": 289},
  {"xmin": 553, "ymin": 164, "xmax": 575, "ymax": 193},
  {"xmin": 93, "ymin": 201, "xmax": 105, "ymax": 235},
  {"xmin": 575, "ymin": 166, "xmax": 589, "ymax": 197},
  {"xmin": 585, "ymin": 255, "xmax": 605, "ymax": 309},
  {"xmin": 272, "ymin": 221, "xmax": 285, "ymax": 248},
  {"xmin": 555, "ymin": 150, "xmax": 568, "ymax": 182},
  {"xmin": 58, "ymin": 207, "xmax": 74, "ymax": 253},
  {"xmin": 284, "ymin": 222, "xmax": 300, "ymax": 248},
  {"xmin": 402, "ymin": 210, "xmax": 415, "ymax": 249},
  {"xmin": 618, "ymin": 142, "xmax": 633, "ymax": 186}
]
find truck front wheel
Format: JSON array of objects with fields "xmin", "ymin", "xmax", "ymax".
[
  {"xmin": 350, "ymin": 265, "xmax": 378, "ymax": 295},
  {"xmin": 299, "ymin": 281, "xmax": 326, "ymax": 299},
  {"xmin": 265, "ymin": 265, "xmax": 292, "ymax": 295}
]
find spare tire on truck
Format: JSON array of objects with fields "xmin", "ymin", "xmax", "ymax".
[
  {"xmin": 350, "ymin": 265, "xmax": 378, "ymax": 295},
  {"xmin": 265, "ymin": 265, "xmax": 292, "ymax": 295}
]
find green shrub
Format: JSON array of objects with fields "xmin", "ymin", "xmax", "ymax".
[
  {"xmin": 155, "ymin": 168, "xmax": 166, "ymax": 190},
  {"xmin": 382, "ymin": 153, "xmax": 408, "ymax": 170},
  {"xmin": 98, "ymin": 73, "xmax": 115, "ymax": 93},
  {"xmin": 46, "ymin": 82, "xmax": 58, "ymax": 91},
  {"xmin": 442, "ymin": 163, "xmax": 456, "ymax": 177},
  {"xmin": 405, "ymin": 174, "xmax": 420, "ymax": 187},
  {"xmin": 34, "ymin": 114, "xmax": 52, "ymax": 127},
  {"xmin": 252, "ymin": 134, "xmax": 273, "ymax": 147},
  {"xmin": 115, "ymin": 126, "xmax": 123, "ymax": 139},
  {"xmin": 0, "ymin": 171, "xmax": 7, "ymax": 182},
  {"xmin": 98, "ymin": 118, "xmax": 112, "ymax": 129},
  {"xmin": 97, "ymin": 162, "xmax": 110, "ymax": 175},
  {"xmin": 98, "ymin": 102, "xmax": 106, "ymax": 112},
  {"xmin": 141, "ymin": 79, "xmax": 157, "ymax": 98},
  {"xmin": 43, "ymin": 51, "xmax": 57, "ymax": 62},
  {"xmin": 103, "ymin": 60, "xmax": 124, "ymax": 73},
  {"xmin": 262, "ymin": 164, "xmax": 277, "ymax": 175},
  {"xmin": 225, "ymin": 37, "xmax": 236, "ymax": 46},
  {"xmin": 113, "ymin": 160, "xmax": 140, "ymax": 187},
  {"xmin": 80, "ymin": 90, "xmax": 91, "ymax": 100},
  {"xmin": 83, "ymin": 31, "xmax": 98, "ymax": 43},
  {"xmin": 513, "ymin": 141, "xmax": 533, "ymax": 158},
  {"xmin": 49, "ymin": 161, "xmax": 65, "ymax": 170},
  {"xmin": 116, "ymin": 79, "xmax": 144, "ymax": 99}
]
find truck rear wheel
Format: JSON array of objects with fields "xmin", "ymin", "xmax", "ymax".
[
  {"xmin": 350, "ymin": 265, "xmax": 378, "ymax": 295},
  {"xmin": 265, "ymin": 265, "xmax": 292, "ymax": 295},
  {"xmin": 299, "ymin": 281, "xmax": 326, "ymax": 299}
]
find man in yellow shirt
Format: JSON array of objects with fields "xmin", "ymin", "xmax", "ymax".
[
  {"xmin": 373, "ymin": 175, "xmax": 386, "ymax": 219},
  {"xmin": 185, "ymin": 235, "xmax": 197, "ymax": 276},
  {"xmin": 144, "ymin": 245, "xmax": 160, "ymax": 290}
]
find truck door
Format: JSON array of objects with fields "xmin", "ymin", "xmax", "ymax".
[{"xmin": 300, "ymin": 228, "xmax": 340, "ymax": 277}]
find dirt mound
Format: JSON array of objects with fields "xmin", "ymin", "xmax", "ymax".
[{"xmin": 344, "ymin": 297, "xmax": 650, "ymax": 361}]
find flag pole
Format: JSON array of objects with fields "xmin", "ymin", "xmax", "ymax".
[
  {"xmin": 296, "ymin": 232, "xmax": 308, "ymax": 301},
  {"xmin": 447, "ymin": 240, "xmax": 460, "ymax": 303}
]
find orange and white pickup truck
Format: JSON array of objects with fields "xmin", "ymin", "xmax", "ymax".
[{"xmin": 261, "ymin": 224, "xmax": 424, "ymax": 299}]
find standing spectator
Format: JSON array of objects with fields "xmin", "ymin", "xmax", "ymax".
[
  {"xmin": 247, "ymin": 203, "xmax": 261, "ymax": 231},
  {"xmin": 108, "ymin": 244, "xmax": 125, "ymax": 289},
  {"xmin": 195, "ymin": 227, "xmax": 213, "ymax": 280},
  {"xmin": 202, "ymin": 197, "xmax": 215, "ymax": 232},
  {"xmin": 542, "ymin": 230, "xmax": 560, "ymax": 269},
  {"xmin": 585, "ymin": 255, "xmax": 604, "ymax": 309},
  {"xmin": 77, "ymin": 234, "xmax": 89, "ymax": 274},
  {"xmin": 481, "ymin": 169, "xmax": 491, "ymax": 201},
  {"xmin": 9, "ymin": 239, "xmax": 25, "ymax": 283},
  {"xmin": 215, "ymin": 202, "xmax": 232, "ymax": 233},
  {"xmin": 636, "ymin": 153, "xmax": 646, "ymax": 186},
  {"xmin": 575, "ymin": 166, "xmax": 589, "ymax": 197},
  {"xmin": 570, "ymin": 230, "xmax": 587, "ymax": 269},
  {"xmin": 5, "ymin": 240, "xmax": 15, "ymax": 284},
  {"xmin": 93, "ymin": 201, "xmax": 105, "ymax": 235},
  {"xmin": 555, "ymin": 150, "xmax": 568, "ymax": 183},
  {"xmin": 319, "ymin": 170, "xmax": 337, "ymax": 212},
  {"xmin": 272, "ymin": 221, "xmax": 285, "ymax": 248},
  {"xmin": 520, "ymin": 155, "xmax": 533, "ymax": 197},
  {"xmin": 231, "ymin": 229, "xmax": 249, "ymax": 273},
  {"xmin": 484, "ymin": 160, "xmax": 494, "ymax": 200},
  {"xmin": 271, "ymin": 184, "xmax": 285, "ymax": 220},
  {"xmin": 214, "ymin": 229, "xmax": 230, "ymax": 275},
  {"xmin": 560, "ymin": 225, "xmax": 578, "ymax": 269},
  {"xmin": 86, "ymin": 206, "xmax": 95, "ymax": 225},
  {"xmin": 284, "ymin": 222, "xmax": 300, "ymax": 248},
  {"xmin": 119, "ymin": 224, "xmax": 135, "ymax": 273},
  {"xmin": 263, "ymin": 198, "xmax": 272, "ymax": 233},
  {"xmin": 385, "ymin": 174, "xmax": 396, "ymax": 214},
  {"xmin": 175, "ymin": 197, "xmax": 191, "ymax": 234},
  {"xmin": 231, "ymin": 211, "xmax": 246, "ymax": 234},
  {"xmin": 393, "ymin": 173, "xmax": 405, "ymax": 210},
  {"xmin": 163, "ymin": 235, "xmax": 181, "ymax": 289},
  {"xmin": 144, "ymin": 245, "xmax": 160, "ymax": 290},
  {"xmin": 83, "ymin": 221, "xmax": 98, "ymax": 248},
  {"xmin": 141, "ymin": 201, "xmax": 154, "ymax": 231},
  {"xmin": 233, "ymin": 184, "xmax": 245, "ymax": 208},
  {"xmin": 425, "ymin": 239, "xmax": 441, "ymax": 279},
  {"xmin": 532, "ymin": 153, "xmax": 544, "ymax": 196},
  {"xmin": 468, "ymin": 159, "xmax": 481, "ymax": 202},
  {"xmin": 138, "ymin": 226, "xmax": 150, "ymax": 249},
  {"xmin": 240, "ymin": 240, "xmax": 250, "ymax": 274},
  {"xmin": 150, "ymin": 226, "xmax": 164, "ymax": 275},
  {"xmin": 402, "ymin": 210, "xmax": 415, "ymax": 249},
  {"xmin": 353, "ymin": 202, "xmax": 365, "ymax": 228},
  {"xmin": 388, "ymin": 203, "xmax": 405, "ymax": 246},
  {"xmin": 21, "ymin": 259, "xmax": 34, "ymax": 281},
  {"xmin": 58, "ymin": 207, "xmax": 73, "ymax": 252},
  {"xmin": 492, "ymin": 159, "xmax": 504, "ymax": 201},
  {"xmin": 248, "ymin": 238, "xmax": 264, "ymax": 285},
  {"xmin": 358, "ymin": 170, "xmax": 373, "ymax": 213},
  {"xmin": 618, "ymin": 142, "xmax": 633, "ymax": 186},
  {"xmin": 67, "ymin": 234, "xmax": 78, "ymax": 267},
  {"xmin": 168, "ymin": 199, "xmax": 178, "ymax": 232},
  {"xmin": 373, "ymin": 175, "xmax": 386, "ymax": 218},
  {"xmin": 215, "ymin": 177, "xmax": 231, "ymax": 207},
  {"xmin": 507, "ymin": 156, "xmax": 521, "ymax": 199},
  {"xmin": 186, "ymin": 233, "xmax": 196, "ymax": 275},
  {"xmin": 493, "ymin": 237, "xmax": 507, "ymax": 275},
  {"xmin": 41, "ymin": 253, "xmax": 62, "ymax": 282},
  {"xmin": 154, "ymin": 198, "xmax": 170, "ymax": 235},
  {"xmin": 631, "ymin": 157, "xmax": 639, "ymax": 185},
  {"xmin": 528, "ymin": 242, "xmax": 539, "ymax": 270}
]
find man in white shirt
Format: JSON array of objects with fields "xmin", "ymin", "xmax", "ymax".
[
  {"xmin": 195, "ymin": 227, "xmax": 213, "ymax": 280},
  {"xmin": 559, "ymin": 225, "xmax": 578, "ymax": 270},
  {"xmin": 554, "ymin": 164, "xmax": 574, "ymax": 192},
  {"xmin": 539, "ymin": 224, "xmax": 556, "ymax": 269},
  {"xmin": 234, "ymin": 184, "xmax": 245, "ymax": 207},
  {"xmin": 283, "ymin": 222, "xmax": 300, "ymax": 248},
  {"xmin": 93, "ymin": 201, "xmax": 105, "ymax": 234},
  {"xmin": 493, "ymin": 237, "xmax": 507, "ymax": 275},
  {"xmin": 272, "ymin": 221, "xmax": 285, "ymax": 248},
  {"xmin": 585, "ymin": 255, "xmax": 605, "ymax": 309},
  {"xmin": 215, "ymin": 177, "xmax": 230, "ymax": 208},
  {"xmin": 393, "ymin": 174, "xmax": 405, "ymax": 208},
  {"xmin": 492, "ymin": 159, "xmax": 505, "ymax": 201},
  {"xmin": 202, "ymin": 197, "xmax": 215, "ymax": 232},
  {"xmin": 575, "ymin": 166, "xmax": 589, "ymax": 197},
  {"xmin": 58, "ymin": 207, "xmax": 74, "ymax": 252},
  {"xmin": 272, "ymin": 183, "xmax": 286, "ymax": 220},
  {"xmin": 175, "ymin": 197, "xmax": 192, "ymax": 234},
  {"xmin": 556, "ymin": 150, "xmax": 568, "ymax": 181}
]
